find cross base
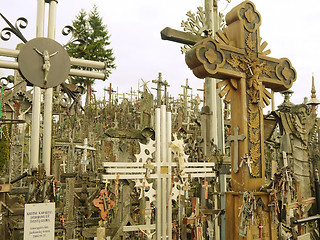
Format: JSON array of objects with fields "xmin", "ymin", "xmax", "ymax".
[{"xmin": 225, "ymin": 192, "xmax": 277, "ymax": 240}]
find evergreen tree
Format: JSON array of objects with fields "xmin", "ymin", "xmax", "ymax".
[{"xmin": 66, "ymin": 5, "xmax": 116, "ymax": 105}]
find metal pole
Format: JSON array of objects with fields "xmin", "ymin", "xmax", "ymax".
[
  {"xmin": 205, "ymin": 1, "xmax": 222, "ymax": 239},
  {"xmin": 30, "ymin": 0, "xmax": 45, "ymax": 169},
  {"xmin": 160, "ymin": 105, "xmax": 167, "ymax": 239},
  {"xmin": 155, "ymin": 108, "xmax": 161, "ymax": 240},
  {"xmin": 166, "ymin": 111, "xmax": 172, "ymax": 240},
  {"xmin": 42, "ymin": 0, "xmax": 57, "ymax": 174},
  {"xmin": 204, "ymin": 0, "xmax": 218, "ymax": 147}
]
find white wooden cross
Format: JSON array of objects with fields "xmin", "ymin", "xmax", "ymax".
[
  {"xmin": 102, "ymin": 106, "xmax": 216, "ymax": 240},
  {"xmin": 75, "ymin": 138, "xmax": 96, "ymax": 172}
]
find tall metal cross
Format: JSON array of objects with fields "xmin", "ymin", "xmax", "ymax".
[{"xmin": 0, "ymin": 0, "xmax": 107, "ymax": 175}]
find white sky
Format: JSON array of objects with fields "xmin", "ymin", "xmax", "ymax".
[{"xmin": 1, "ymin": 0, "xmax": 320, "ymax": 111}]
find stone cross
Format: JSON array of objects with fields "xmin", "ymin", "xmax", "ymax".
[
  {"xmin": 228, "ymin": 125, "xmax": 245, "ymax": 173},
  {"xmin": 185, "ymin": 1, "xmax": 296, "ymax": 191}
]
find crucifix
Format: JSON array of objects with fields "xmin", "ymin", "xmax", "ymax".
[
  {"xmin": 201, "ymin": 179, "xmax": 211, "ymax": 199},
  {"xmin": 0, "ymin": 0, "xmax": 107, "ymax": 176}
]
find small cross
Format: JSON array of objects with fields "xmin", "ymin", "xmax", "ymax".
[
  {"xmin": 183, "ymin": 182, "xmax": 191, "ymax": 199},
  {"xmin": 143, "ymin": 159, "xmax": 154, "ymax": 178},
  {"xmin": 75, "ymin": 138, "xmax": 96, "ymax": 172},
  {"xmin": 138, "ymin": 180, "xmax": 148, "ymax": 200},
  {"xmin": 228, "ymin": 125, "xmax": 246, "ymax": 173},
  {"xmin": 60, "ymin": 158, "xmax": 66, "ymax": 173},
  {"xmin": 201, "ymin": 180, "xmax": 211, "ymax": 199},
  {"xmin": 60, "ymin": 214, "xmax": 66, "ymax": 227},
  {"xmin": 258, "ymin": 224, "xmax": 263, "ymax": 238},
  {"xmin": 104, "ymin": 83, "xmax": 116, "ymax": 105},
  {"xmin": 13, "ymin": 100, "xmax": 20, "ymax": 115}
]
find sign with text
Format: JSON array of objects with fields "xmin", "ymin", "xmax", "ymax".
[{"xmin": 24, "ymin": 202, "xmax": 55, "ymax": 240}]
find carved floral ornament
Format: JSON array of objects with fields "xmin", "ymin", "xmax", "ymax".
[{"xmin": 241, "ymin": 2, "xmax": 261, "ymax": 32}]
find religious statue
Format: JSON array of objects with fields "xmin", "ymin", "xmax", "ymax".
[{"xmin": 33, "ymin": 48, "xmax": 58, "ymax": 85}]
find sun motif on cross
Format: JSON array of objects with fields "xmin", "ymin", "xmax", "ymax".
[{"xmin": 215, "ymin": 31, "xmax": 273, "ymax": 107}]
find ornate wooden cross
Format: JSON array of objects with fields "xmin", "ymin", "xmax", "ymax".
[{"xmin": 185, "ymin": 1, "xmax": 296, "ymax": 191}]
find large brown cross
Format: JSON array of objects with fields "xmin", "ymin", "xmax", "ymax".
[{"xmin": 185, "ymin": 1, "xmax": 296, "ymax": 191}]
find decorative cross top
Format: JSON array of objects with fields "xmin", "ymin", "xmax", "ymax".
[
  {"xmin": 186, "ymin": 1, "xmax": 296, "ymax": 96},
  {"xmin": 185, "ymin": 1, "xmax": 297, "ymax": 191}
]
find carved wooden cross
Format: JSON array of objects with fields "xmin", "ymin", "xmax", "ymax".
[
  {"xmin": 228, "ymin": 125, "xmax": 245, "ymax": 173},
  {"xmin": 185, "ymin": 1, "xmax": 296, "ymax": 191}
]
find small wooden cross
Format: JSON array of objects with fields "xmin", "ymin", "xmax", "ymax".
[
  {"xmin": 104, "ymin": 83, "xmax": 116, "ymax": 105},
  {"xmin": 139, "ymin": 180, "xmax": 148, "ymax": 200},
  {"xmin": 258, "ymin": 224, "xmax": 263, "ymax": 238},
  {"xmin": 60, "ymin": 214, "xmax": 66, "ymax": 227},
  {"xmin": 183, "ymin": 197, "xmax": 207, "ymax": 225},
  {"xmin": 201, "ymin": 180, "xmax": 211, "ymax": 199},
  {"xmin": 228, "ymin": 125, "xmax": 245, "ymax": 173},
  {"xmin": 143, "ymin": 159, "xmax": 154, "ymax": 178},
  {"xmin": 287, "ymin": 181, "xmax": 315, "ymax": 235},
  {"xmin": 60, "ymin": 158, "xmax": 66, "ymax": 173}
]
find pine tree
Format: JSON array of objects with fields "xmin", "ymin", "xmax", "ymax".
[{"xmin": 66, "ymin": 5, "xmax": 116, "ymax": 105}]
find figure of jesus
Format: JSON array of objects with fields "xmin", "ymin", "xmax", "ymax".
[{"xmin": 33, "ymin": 48, "xmax": 58, "ymax": 85}]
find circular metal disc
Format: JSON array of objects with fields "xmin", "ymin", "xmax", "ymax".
[{"xmin": 18, "ymin": 37, "xmax": 70, "ymax": 88}]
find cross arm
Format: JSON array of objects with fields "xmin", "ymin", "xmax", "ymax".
[
  {"xmin": 160, "ymin": 27, "xmax": 205, "ymax": 46},
  {"xmin": 185, "ymin": 37, "xmax": 296, "ymax": 92}
]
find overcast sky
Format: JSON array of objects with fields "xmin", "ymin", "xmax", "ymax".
[{"xmin": 1, "ymin": 0, "xmax": 320, "ymax": 111}]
